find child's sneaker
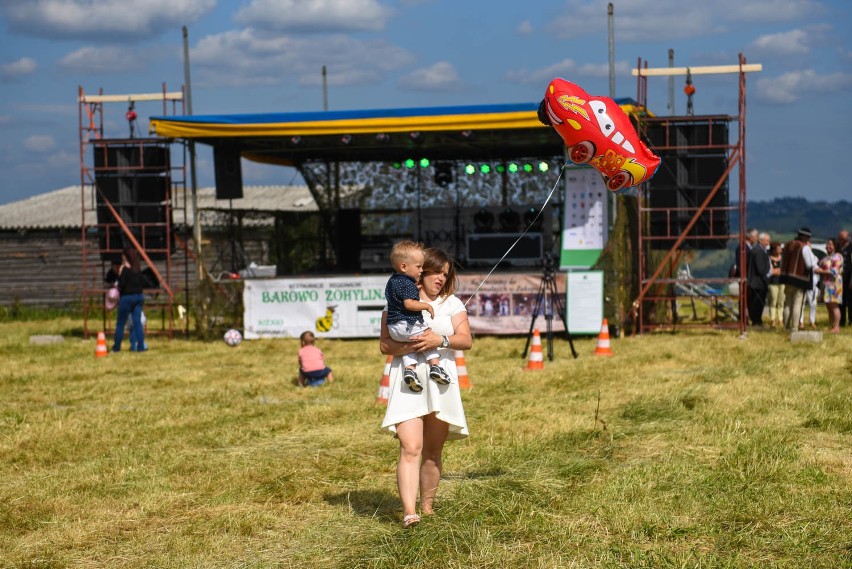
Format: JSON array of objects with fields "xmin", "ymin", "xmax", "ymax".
[
  {"xmin": 429, "ymin": 365, "xmax": 452, "ymax": 385},
  {"xmin": 404, "ymin": 368, "xmax": 423, "ymax": 392}
]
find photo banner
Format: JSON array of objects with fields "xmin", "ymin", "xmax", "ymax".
[
  {"xmin": 242, "ymin": 272, "xmax": 572, "ymax": 339},
  {"xmin": 560, "ymin": 167, "xmax": 609, "ymax": 269}
]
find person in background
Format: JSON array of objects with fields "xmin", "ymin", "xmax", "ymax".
[
  {"xmin": 815, "ymin": 238, "xmax": 844, "ymax": 333},
  {"xmin": 746, "ymin": 231, "xmax": 771, "ymax": 326},
  {"xmin": 297, "ymin": 331, "xmax": 335, "ymax": 387},
  {"xmin": 112, "ymin": 247, "xmax": 146, "ymax": 352},
  {"xmin": 380, "ymin": 247, "xmax": 472, "ymax": 529},
  {"xmin": 837, "ymin": 229, "xmax": 851, "ymax": 327},
  {"xmin": 767, "ymin": 241, "xmax": 784, "ymax": 328},
  {"xmin": 780, "ymin": 227, "xmax": 819, "ymax": 332}
]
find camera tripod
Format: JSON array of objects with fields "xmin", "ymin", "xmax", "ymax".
[{"xmin": 522, "ymin": 256, "xmax": 578, "ymax": 361}]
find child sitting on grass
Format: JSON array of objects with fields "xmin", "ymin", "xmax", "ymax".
[
  {"xmin": 298, "ymin": 331, "xmax": 335, "ymax": 387},
  {"xmin": 384, "ymin": 240, "xmax": 451, "ymax": 392}
]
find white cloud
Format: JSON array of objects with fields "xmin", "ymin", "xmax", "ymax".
[
  {"xmin": 516, "ymin": 20, "xmax": 534, "ymax": 35},
  {"xmin": 58, "ymin": 46, "xmax": 153, "ymax": 74},
  {"xmin": 749, "ymin": 26, "xmax": 831, "ymax": 56},
  {"xmin": 398, "ymin": 61, "xmax": 462, "ymax": 91},
  {"xmin": 548, "ymin": 0, "xmax": 823, "ymax": 42},
  {"xmin": 1, "ymin": 0, "xmax": 215, "ymax": 40},
  {"xmin": 1, "ymin": 57, "xmax": 37, "ymax": 80},
  {"xmin": 755, "ymin": 69, "xmax": 852, "ymax": 103},
  {"xmin": 506, "ymin": 58, "xmax": 630, "ymax": 84},
  {"xmin": 24, "ymin": 135, "xmax": 56, "ymax": 152},
  {"xmin": 235, "ymin": 0, "xmax": 392, "ymax": 32},
  {"xmin": 192, "ymin": 29, "xmax": 414, "ymax": 88}
]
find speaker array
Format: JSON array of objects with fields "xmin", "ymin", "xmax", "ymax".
[
  {"xmin": 93, "ymin": 144, "xmax": 172, "ymax": 261},
  {"xmin": 645, "ymin": 123, "xmax": 730, "ymax": 250}
]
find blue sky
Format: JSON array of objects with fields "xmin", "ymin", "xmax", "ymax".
[{"xmin": 1, "ymin": 0, "xmax": 851, "ymax": 206}]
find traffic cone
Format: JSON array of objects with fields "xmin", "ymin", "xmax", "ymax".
[
  {"xmin": 524, "ymin": 329, "xmax": 544, "ymax": 370},
  {"xmin": 95, "ymin": 331, "xmax": 108, "ymax": 358},
  {"xmin": 454, "ymin": 350, "xmax": 471, "ymax": 389},
  {"xmin": 594, "ymin": 319, "xmax": 614, "ymax": 356},
  {"xmin": 375, "ymin": 355, "xmax": 393, "ymax": 405}
]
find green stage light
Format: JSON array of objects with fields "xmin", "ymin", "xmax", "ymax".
[
  {"xmin": 480, "ymin": 164, "xmax": 491, "ymax": 174},
  {"xmin": 391, "ymin": 161, "xmax": 402, "ymax": 169},
  {"xmin": 523, "ymin": 163, "xmax": 533, "ymax": 173},
  {"xmin": 465, "ymin": 164, "xmax": 476, "ymax": 175},
  {"xmin": 419, "ymin": 158, "xmax": 430, "ymax": 168},
  {"xmin": 404, "ymin": 158, "xmax": 415, "ymax": 169},
  {"xmin": 508, "ymin": 163, "xmax": 519, "ymax": 173},
  {"xmin": 496, "ymin": 164, "xmax": 505, "ymax": 173},
  {"xmin": 538, "ymin": 161, "xmax": 549, "ymax": 172}
]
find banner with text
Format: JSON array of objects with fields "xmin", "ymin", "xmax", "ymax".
[{"xmin": 243, "ymin": 273, "xmax": 569, "ymax": 339}]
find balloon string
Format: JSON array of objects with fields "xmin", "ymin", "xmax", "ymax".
[{"xmin": 463, "ymin": 164, "xmax": 568, "ymax": 306}]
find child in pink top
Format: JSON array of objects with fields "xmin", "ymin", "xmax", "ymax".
[{"xmin": 298, "ymin": 331, "xmax": 335, "ymax": 387}]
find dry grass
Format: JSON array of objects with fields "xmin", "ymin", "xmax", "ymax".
[{"xmin": 1, "ymin": 317, "xmax": 851, "ymax": 568}]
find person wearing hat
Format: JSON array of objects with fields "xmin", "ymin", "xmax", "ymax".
[{"xmin": 779, "ymin": 227, "xmax": 819, "ymax": 332}]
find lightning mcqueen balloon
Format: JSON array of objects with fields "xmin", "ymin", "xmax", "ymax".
[{"xmin": 539, "ymin": 78, "xmax": 660, "ymax": 193}]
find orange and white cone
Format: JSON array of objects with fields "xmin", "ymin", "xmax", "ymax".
[
  {"xmin": 594, "ymin": 319, "xmax": 614, "ymax": 356},
  {"xmin": 95, "ymin": 331, "xmax": 108, "ymax": 358},
  {"xmin": 454, "ymin": 350, "xmax": 471, "ymax": 389},
  {"xmin": 524, "ymin": 329, "xmax": 544, "ymax": 370},
  {"xmin": 375, "ymin": 355, "xmax": 393, "ymax": 405}
]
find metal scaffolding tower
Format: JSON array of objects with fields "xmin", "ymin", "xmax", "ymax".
[
  {"xmin": 630, "ymin": 54, "xmax": 762, "ymax": 334},
  {"xmin": 79, "ymin": 85, "xmax": 191, "ymax": 340}
]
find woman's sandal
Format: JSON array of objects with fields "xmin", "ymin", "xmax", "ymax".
[{"xmin": 402, "ymin": 514, "xmax": 420, "ymax": 528}]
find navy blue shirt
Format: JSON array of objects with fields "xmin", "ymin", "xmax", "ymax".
[{"xmin": 385, "ymin": 273, "xmax": 423, "ymax": 325}]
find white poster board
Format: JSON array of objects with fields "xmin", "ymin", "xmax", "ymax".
[
  {"xmin": 566, "ymin": 271, "xmax": 604, "ymax": 335},
  {"xmin": 560, "ymin": 168, "xmax": 609, "ymax": 269}
]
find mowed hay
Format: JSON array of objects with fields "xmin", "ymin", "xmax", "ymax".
[{"xmin": 0, "ymin": 317, "xmax": 850, "ymax": 568}]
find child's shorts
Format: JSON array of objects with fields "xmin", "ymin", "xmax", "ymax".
[{"xmin": 302, "ymin": 367, "xmax": 332, "ymax": 387}]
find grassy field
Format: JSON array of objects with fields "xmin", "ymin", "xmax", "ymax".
[{"xmin": 1, "ymin": 318, "xmax": 850, "ymax": 568}]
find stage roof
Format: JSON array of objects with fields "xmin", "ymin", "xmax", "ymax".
[{"xmin": 149, "ymin": 99, "xmax": 647, "ymax": 165}]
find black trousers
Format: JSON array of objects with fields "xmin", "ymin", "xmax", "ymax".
[
  {"xmin": 841, "ymin": 283, "xmax": 851, "ymax": 326},
  {"xmin": 747, "ymin": 285, "xmax": 767, "ymax": 325}
]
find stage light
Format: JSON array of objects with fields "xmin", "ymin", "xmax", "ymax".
[
  {"xmin": 538, "ymin": 161, "xmax": 549, "ymax": 172},
  {"xmin": 498, "ymin": 208, "xmax": 520, "ymax": 232},
  {"xmin": 391, "ymin": 161, "xmax": 402, "ymax": 169},
  {"xmin": 376, "ymin": 133, "xmax": 391, "ymax": 144},
  {"xmin": 404, "ymin": 158, "xmax": 416, "ymax": 169},
  {"xmin": 465, "ymin": 164, "xmax": 476, "ymax": 175},
  {"xmin": 460, "ymin": 130, "xmax": 475, "ymax": 140},
  {"xmin": 290, "ymin": 136, "xmax": 302, "ymax": 145},
  {"xmin": 434, "ymin": 162, "xmax": 453, "ymax": 187},
  {"xmin": 496, "ymin": 164, "xmax": 505, "ymax": 173},
  {"xmin": 340, "ymin": 134, "xmax": 352, "ymax": 145},
  {"xmin": 479, "ymin": 164, "xmax": 491, "ymax": 174},
  {"xmin": 473, "ymin": 209, "xmax": 494, "ymax": 232},
  {"xmin": 409, "ymin": 131, "xmax": 424, "ymax": 144},
  {"xmin": 508, "ymin": 163, "xmax": 519, "ymax": 173},
  {"xmin": 523, "ymin": 163, "xmax": 533, "ymax": 173},
  {"xmin": 419, "ymin": 158, "xmax": 430, "ymax": 168}
]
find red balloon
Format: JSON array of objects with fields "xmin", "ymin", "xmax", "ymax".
[{"xmin": 540, "ymin": 78, "xmax": 661, "ymax": 193}]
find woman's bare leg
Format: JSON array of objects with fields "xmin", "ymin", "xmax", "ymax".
[
  {"xmin": 419, "ymin": 413, "xmax": 449, "ymax": 514},
  {"xmin": 396, "ymin": 417, "xmax": 424, "ymax": 518}
]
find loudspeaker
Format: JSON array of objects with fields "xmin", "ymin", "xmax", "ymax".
[
  {"xmin": 335, "ymin": 209, "xmax": 361, "ymax": 271},
  {"xmin": 94, "ymin": 145, "xmax": 169, "ymax": 171},
  {"xmin": 95, "ymin": 176, "xmax": 172, "ymax": 260},
  {"xmin": 467, "ymin": 233, "xmax": 543, "ymax": 263},
  {"xmin": 214, "ymin": 144, "xmax": 243, "ymax": 200},
  {"xmin": 648, "ymin": 162, "xmax": 729, "ymax": 250}
]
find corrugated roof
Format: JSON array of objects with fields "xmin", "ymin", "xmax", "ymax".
[{"xmin": 0, "ymin": 185, "xmax": 317, "ymax": 230}]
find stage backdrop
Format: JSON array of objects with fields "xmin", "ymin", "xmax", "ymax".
[{"xmin": 243, "ymin": 273, "xmax": 583, "ymax": 339}]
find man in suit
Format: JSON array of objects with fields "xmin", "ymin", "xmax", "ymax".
[
  {"xmin": 838, "ymin": 229, "xmax": 851, "ymax": 326},
  {"xmin": 746, "ymin": 231, "xmax": 771, "ymax": 326}
]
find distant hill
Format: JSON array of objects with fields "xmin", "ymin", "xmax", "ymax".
[
  {"xmin": 733, "ymin": 197, "xmax": 852, "ymax": 242},
  {"xmin": 678, "ymin": 197, "xmax": 852, "ymax": 278}
]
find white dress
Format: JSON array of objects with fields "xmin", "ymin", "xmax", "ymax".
[{"xmin": 381, "ymin": 294, "xmax": 469, "ymax": 440}]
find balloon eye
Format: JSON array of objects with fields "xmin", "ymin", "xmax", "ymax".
[
  {"xmin": 605, "ymin": 125, "xmax": 612, "ymax": 130},
  {"xmin": 597, "ymin": 108, "xmax": 604, "ymax": 113}
]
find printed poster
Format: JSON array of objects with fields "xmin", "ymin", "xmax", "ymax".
[{"xmin": 561, "ymin": 167, "xmax": 609, "ymax": 269}]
